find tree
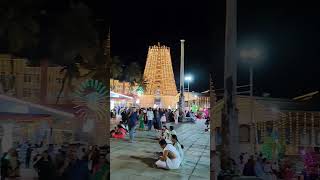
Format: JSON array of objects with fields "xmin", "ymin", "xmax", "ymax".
[
  {"xmin": 125, "ymin": 62, "xmax": 142, "ymax": 83},
  {"xmin": 55, "ymin": 62, "xmax": 80, "ymax": 104},
  {"xmin": 48, "ymin": 2, "xmax": 100, "ymax": 103},
  {"xmin": 110, "ymin": 56, "xmax": 123, "ymax": 90},
  {"xmin": 124, "ymin": 62, "xmax": 144, "ymax": 94},
  {"xmin": 110, "ymin": 56, "xmax": 123, "ymax": 79}
]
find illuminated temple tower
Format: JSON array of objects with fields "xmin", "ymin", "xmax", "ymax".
[{"xmin": 140, "ymin": 43, "xmax": 178, "ymax": 108}]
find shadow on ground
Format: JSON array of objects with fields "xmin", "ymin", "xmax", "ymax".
[{"xmin": 130, "ymin": 156, "xmax": 158, "ymax": 168}]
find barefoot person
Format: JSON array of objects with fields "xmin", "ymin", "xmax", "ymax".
[{"xmin": 155, "ymin": 139, "xmax": 181, "ymax": 170}]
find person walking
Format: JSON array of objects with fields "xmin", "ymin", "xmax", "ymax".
[
  {"xmin": 147, "ymin": 108, "xmax": 154, "ymax": 131},
  {"xmin": 128, "ymin": 108, "xmax": 138, "ymax": 143}
]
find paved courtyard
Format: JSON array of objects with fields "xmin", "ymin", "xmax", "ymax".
[{"xmin": 110, "ymin": 120, "xmax": 210, "ymax": 180}]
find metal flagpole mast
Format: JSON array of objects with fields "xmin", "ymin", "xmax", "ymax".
[{"xmin": 179, "ymin": 40, "xmax": 185, "ymax": 116}]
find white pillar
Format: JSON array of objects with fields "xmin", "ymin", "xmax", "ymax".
[{"xmin": 179, "ymin": 40, "xmax": 185, "ymax": 114}]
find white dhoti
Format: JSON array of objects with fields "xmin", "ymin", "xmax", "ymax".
[
  {"xmin": 155, "ymin": 157, "xmax": 181, "ymax": 169},
  {"xmin": 155, "ymin": 144, "xmax": 181, "ymax": 169}
]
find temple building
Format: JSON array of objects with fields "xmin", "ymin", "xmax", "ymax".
[
  {"xmin": 0, "ymin": 54, "xmax": 90, "ymax": 104},
  {"xmin": 212, "ymin": 91, "xmax": 320, "ymax": 155},
  {"xmin": 140, "ymin": 43, "xmax": 178, "ymax": 108}
]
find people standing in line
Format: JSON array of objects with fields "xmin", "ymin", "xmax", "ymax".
[
  {"xmin": 128, "ymin": 108, "xmax": 138, "ymax": 143},
  {"xmin": 147, "ymin": 108, "xmax": 154, "ymax": 131},
  {"xmin": 138, "ymin": 109, "xmax": 145, "ymax": 130}
]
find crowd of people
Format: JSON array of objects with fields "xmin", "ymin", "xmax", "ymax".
[
  {"xmin": 111, "ymin": 106, "xmax": 188, "ymax": 170},
  {"xmin": 215, "ymin": 151, "xmax": 320, "ymax": 180},
  {"xmin": 111, "ymin": 107, "xmax": 181, "ymax": 142},
  {"xmin": 0, "ymin": 141, "xmax": 109, "ymax": 180}
]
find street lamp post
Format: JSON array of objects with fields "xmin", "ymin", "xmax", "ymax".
[
  {"xmin": 185, "ymin": 75, "xmax": 192, "ymax": 109},
  {"xmin": 240, "ymin": 48, "xmax": 260, "ymax": 153}
]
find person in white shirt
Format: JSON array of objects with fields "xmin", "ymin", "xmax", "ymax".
[
  {"xmin": 171, "ymin": 135, "xmax": 184, "ymax": 162},
  {"xmin": 147, "ymin": 108, "xmax": 154, "ymax": 131},
  {"xmin": 169, "ymin": 126, "xmax": 177, "ymax": 139},
  {"xmin": 155, "ymin": 139, "xmax": 181, "ymax": 169}
]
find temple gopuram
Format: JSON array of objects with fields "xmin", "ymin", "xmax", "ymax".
[{"xmin": 140, "ymin": 43, "xmax": 178, "ymax": 108}]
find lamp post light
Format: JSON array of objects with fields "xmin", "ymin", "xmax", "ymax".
[
  {"xmin": 185, "ymin": 75, "xmax": 192, "ymax": 109},
  {"xmin": 240, "ymin": 48, "xmax": 261, "ymax": 153},
  {"xmin": 185, "ymin": 75, "xmax": 192, "ymax": 92}
]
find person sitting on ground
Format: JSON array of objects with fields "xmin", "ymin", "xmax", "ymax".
[
  {"xmin": 169, "ymin": 126, "xmax": 177, "ymax": 137},
  {"xmin": 155, "ymin": 139, "xmax": 181, "ymax": 170},
  {"xmin": 160, "ymin": 126, "xmax": 171, "ymax": 142},
  {"xmin": 110, "ymin": 125, "xmax": 127, "ymax": 139},
  {"xmin": 171, "ymin": 135, "xmax": 184, "ymax": 163}
]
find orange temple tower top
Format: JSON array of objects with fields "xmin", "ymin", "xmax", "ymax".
[{"xmin": 143, "ymin": 43, "xmax": 178, "ymax": 96}]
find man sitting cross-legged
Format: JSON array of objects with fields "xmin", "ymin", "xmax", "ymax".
[{"xmin": 155, "ymin": 139, "xmax": 181, "ymax": 170}]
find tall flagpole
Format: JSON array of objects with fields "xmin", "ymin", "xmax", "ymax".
[{"xmin": 179, "ymin": 40, "xmax": 185, "ymax": 117}]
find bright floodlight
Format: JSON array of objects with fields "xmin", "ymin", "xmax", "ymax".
[{"xmin": 185, "ymin": 75, "xmax": 192, "ymax": 82}]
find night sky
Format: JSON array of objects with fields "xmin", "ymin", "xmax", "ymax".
[{"xmin": 90, "ymin": 1, "xmax": 319, "ymax": 98}]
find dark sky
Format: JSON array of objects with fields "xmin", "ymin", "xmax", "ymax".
[{"xmin": 89, "ymin": 0, "xmax": 320, "ymax": 98}]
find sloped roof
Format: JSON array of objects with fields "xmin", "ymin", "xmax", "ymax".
[
  {"xmin": 0, "ymin": 112, "xmax": 51, "ymax": 121},
  {"xmin": 0, "ymin": 95, "xmax": 74, "ymax": 118}
]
